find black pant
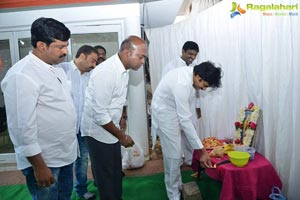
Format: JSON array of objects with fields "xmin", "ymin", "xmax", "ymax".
[{"xmin": 85, "ymin": 136, "xmax": 122, "ymax": 200}]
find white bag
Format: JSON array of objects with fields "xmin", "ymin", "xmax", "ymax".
[{"xmin": 122, "ymin": 143, "xmax": 145, "ymax": 169}]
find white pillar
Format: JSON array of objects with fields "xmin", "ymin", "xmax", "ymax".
[{"xmin": 124, "ymin": 16, "xmax": 149, "ymax": 157}]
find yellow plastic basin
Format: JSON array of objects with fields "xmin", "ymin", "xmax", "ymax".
[{"xmin": 228, "ymin": 151, "xmax": 250, "ymax": 167}]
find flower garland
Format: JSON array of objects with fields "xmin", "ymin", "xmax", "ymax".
[{"xmin": 233, "ymin": 102, "xmax": 260, "ymax": 147}]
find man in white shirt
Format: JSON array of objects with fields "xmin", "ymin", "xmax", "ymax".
[
  {"xmin": 160, "ymin": 41, "xmax": 201, "ymax": 165},
  {"xmin": 1, "ymin": 17, "xmax": 77, "ymax": 200},
  {"xmin": 81, "ymin": 35, "xmax": 148, "ymax": 200},
  {"xmin": 58, "ymin": 45, "xmax": 98, "ymax": 200},
  {"xmin": 151, "ymin": 61, "xmax": 222, "ymax": 200},
  {"xmin": 161, "ymin": 41, "xmax": 199, "ymax": 77}
]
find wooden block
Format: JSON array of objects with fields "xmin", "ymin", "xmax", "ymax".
[{"xmin": 182, "ymin": 181, "xmax": 202, "ymax": 200}]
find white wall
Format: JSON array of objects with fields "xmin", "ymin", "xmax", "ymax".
[{"xmin": 0, "ymin": 4, "xmax": 139, "ymax": 30}]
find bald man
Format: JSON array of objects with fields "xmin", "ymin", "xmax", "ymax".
[{"xmin": 81, "ymin": 35, "xmax": 148, "ymax": 200}]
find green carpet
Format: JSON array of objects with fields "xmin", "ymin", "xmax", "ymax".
[{"xmin": 0, "ymin": 171, "xmax": 221, "ymax": 200}]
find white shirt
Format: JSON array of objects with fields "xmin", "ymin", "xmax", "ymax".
[
  {"xmin": 161, "ymin": 57, "xmax": 200, "ymax": 107},
  {"xmin": 152, "ymin": 67, "xmax": 203, "ymax": 153},
  {"xmin": 1, "ymin": 52, "xmax": 78, "ymax": 170},
  {"xmin": 81, "ymin": 54, "xmax": 129, "ymax": 144},
  {"xmin": 58, "ymin": 61, "xmax": 90, "ymax": 134},
  {"xmin": 161, "ymin": 56, "xmax": 190, "ymax": 77}
]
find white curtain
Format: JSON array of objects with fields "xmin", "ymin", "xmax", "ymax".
[{"xmin": 145, "ymin": 0, "xmax": 300, "ymax": 198}]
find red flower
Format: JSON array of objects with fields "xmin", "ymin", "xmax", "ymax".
[
  {"xmin": 234, "ymin": 139, "xmax": 243, "ymax": 145},
  {"xmin": 235, "ymin": 122, "xmax": 243, "ymax": 129},
  {"xmin": 248, "ymin": 122, "xmax": 257, "ymax": 130},
  {"xmin": 248, "ymin": 102, "xmax": 254, "ymax": 109}
]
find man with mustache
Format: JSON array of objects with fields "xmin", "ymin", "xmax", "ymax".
[
  {"xmin": 58, "ymin": 45, "xmax": 99, "ymax": 200},
  {"xmin": 1, "ymin": 17, "xmax": 77, "ymax": 200},
  {"xmin": 94, "ymin": 45, "xmax": 107, "ymax": 65}
]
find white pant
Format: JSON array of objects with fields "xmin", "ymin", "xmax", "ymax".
[
  {"xmin": 151, "ymin": 107, "xmax": 198, "ymax": 199},
  {"xmin": 156, "ymin": 116, "xmax": 182, "ymax": 200},
  {"xmin": 163, "ymin": 157, "xmax": 183, "ymax": 200},
  {"xmin": 181, "ymin": 131, "xmax": 194, "ymax": 165}
]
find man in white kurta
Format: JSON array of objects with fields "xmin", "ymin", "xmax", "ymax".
[
  {"xmin": 160, "ymin": 41, "xmax": 201, "ymax": 165},
  {"xmin": 152, "ymin": 61, "xmax": 222, "ymax": 200}
]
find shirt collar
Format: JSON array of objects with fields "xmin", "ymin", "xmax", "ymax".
[
  {"xmin": 29, "ymin": 51, "xmax": 54, "ymax": 70},
  {"xmin": 71, "ymin": 60, "xmax": 88, "ymax": 76},
  {"xmin": 70, "ymin": 60, "xmax": 79, "ymax": 71},
  {"xmin": 115, "ymin": 54, "xmax": 129, "ymax": 74},
  {"xmin": 179, "ymin": 57, "xmax": 188, "ymax": 66}
]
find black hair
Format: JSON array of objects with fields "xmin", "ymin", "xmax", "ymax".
[
  {"xmin": 75, "ymin": 45, "xmax": 99, "ymax": 58},
  {"xmin": 94, "ymin": 45, "xmax": 107, "ymax": 54},
  {"xmin": 182, "ymin": 41, "xmax": 199, "ymax": 52},
  {"xmin": 31, "ymin": 17, "xmax": 70, "ymax": 48},
  {"xmin": 193, "ymin": 61, "xmax": 222, "ymax": 88}
]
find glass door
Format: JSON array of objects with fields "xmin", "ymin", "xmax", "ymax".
[
  {"xmin": 0, "ymin": 31, "xmax": 30, "ymax": 163},
  {"xmin": 0, "ymin": 32, "xmax": 16, "ymax": 162},
  {"xmin": 13, "ymin": 31, "xmax": 32, "ymax": 60},
  {"xmin": 68, "ymin": 24, "xmax": 123, "ymax": 60}
]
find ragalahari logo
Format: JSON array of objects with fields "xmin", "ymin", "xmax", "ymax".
[{"xmin": 230, "ymin": 2, "xmax": 246, "ymax": 18}]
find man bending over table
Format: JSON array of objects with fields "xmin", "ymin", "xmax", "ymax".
[{"xmin": 151, "ymin": 61, "xmax": 223, "ymax": 200}]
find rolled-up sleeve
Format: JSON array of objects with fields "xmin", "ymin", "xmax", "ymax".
[{"xmin": 2, "ymin": 73, "xmax": 41, "ymax": 157}]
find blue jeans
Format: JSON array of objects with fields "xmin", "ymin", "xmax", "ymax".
[
  {"xmin": 21, "ymin": 163, "xmax": 73, "ymax": 200},
  {"xmin": 75, "ymin": 133, "xmax": 89, "ymax": 197}
]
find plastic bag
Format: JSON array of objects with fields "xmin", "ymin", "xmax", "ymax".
[
  {"xmin": 269, "ymin": 186, "xmax": 286, "ymax": 200},
  {"xmin": 122, "ymin": 143, "xmax": 145, "ymax": 169}
]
